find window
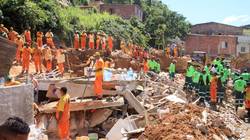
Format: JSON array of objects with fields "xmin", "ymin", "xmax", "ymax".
[
  {"xmin": 221, "ymin": 41, "xmax": 228, "ymax": 49},
  {"xmin": 241, "ymin": 47, "xmax": 246, "ymax": 52}
]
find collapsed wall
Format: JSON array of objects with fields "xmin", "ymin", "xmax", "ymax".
[{"xmin": 0, "ymin": 84, "xmax": 34, "ymax": 124}]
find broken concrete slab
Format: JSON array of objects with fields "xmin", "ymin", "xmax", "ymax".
[
  {"xmin": 89, "ymin": 109, "xmax": 113, "ymax": 127},
  {"xmin": 123, "ymin": 90, "xmax": 146, "ymax": 114}
]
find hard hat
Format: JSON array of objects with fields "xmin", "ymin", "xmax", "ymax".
[{"xmin": 135, "ymin": 85, "xmax": 144, "ymax": 91}]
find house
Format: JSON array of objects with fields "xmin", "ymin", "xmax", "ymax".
[
  {"xmin": 185, "ymin": 22, "xmax": 244, "ymax": 57},
  {"xmin": 100, "ymin": 4, "xmax": 143, "ymax": 20},
  {"xmin": 185, "ymin": 34, "xmax": 237, "ymax": 57},
  {"xmin": 237, "ymin": 36, "xmax": 250, "ymax": 56},
  {"xmin": 191, "ymin": 22, "xmax": 243, "ymax": 35}
]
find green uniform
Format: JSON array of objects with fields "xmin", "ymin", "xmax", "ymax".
[
  {"xmin": 193, "ymin": 71, "xmax": 201, "ymax": 84},
  {"xmin": 241, "ymin": 72, "xmax": 250, "ymax": 81},
  {"xmin": 155, "ymin": 62, "xmax": 161, "ymax": 73},
  {"xmin": 186, "ymin": 65, "xmax": 195, "ymax": 77},
  {"xmin": 234, "ymin": 79, "xmax": 247, "ymax": 92},
  {"xmin": 148, "ymin": 60, "xmax": 154, "ymax": 70},
  {"xmin": 204, "ymin": 65, "xmax": 210, "ymax": 74},
  {"xmin": 169, "ymin": 63, "xmax": 176, "ymax": 73}
]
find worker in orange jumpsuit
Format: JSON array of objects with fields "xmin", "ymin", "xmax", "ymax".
[
  {"xmin": 93, "ymin": 52, "xmax": 104, "ymax": 99},
  {"xmin": 108, "ymin": 35, "xmax": 113, "ymax": 52},
  {"xmin": 245, "ymin": 82, "xmax": 250, "ymax": 122},
  {"xmin": 45, "ymin": 29, "xmax": 55, "ymax": 48},
  {"xmin": 166, "ymin": 47, "xmax": 171, "ymax": 57},
  {"xmin": 74, "ymin": 31, "xmax": 79, "ymax": 49},
  {"xmin": 15, "ymin": 35, "xmax": 24, "ymax": 64},
  {"xmin": 56, "ymin": 47, "xmax": 65, "ymax": 76},
  {"xmin": 81, "ymin": 31, "xmax": 87, "ymax": 50},
  {"xmin": 101, "ymin": 33, "xmax": 106, "ymax": 50},
  {"xmin": 36, "ymin": 31, "xmax": 43, "ymax": 48},
  {"xmin": 24, "ymin": 27, "xmax": 32, "ymax": 46},
  {"xmin": 143, "ymin": 58, "xmax": 149, "ymax": 73},
  {"xmin": 96, "ymin": 33, "xmax": 101, "ymax": 50},
  {"xmin": 173, "ymin": 47, "xmax": 178, "ymax": 58},
  {"xmin": 88, "ymin": 33, "xmax": 94, "ymax": 49},
  {"xmin": 56, "ymin": 87, "xmax": 70, "ymax": 140},
  {"xmin": 210, "ymin": 73, "xmax": 218, "ymax": 110},
  {"xmin": 33, "ymin": 45, "xmax": 43, "ymax": 74},
  {"xmin": 44, "ymin": 46, "xmax": 53, "ymax": 72},
  {"xmin": 21, "ymin": 44, "xmax": 31, "ymax": 74},
  {"xmin": 8, "ymin": 27, "xmax": 18, "ymax": 42}
]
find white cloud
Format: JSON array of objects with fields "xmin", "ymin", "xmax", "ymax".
[{"xmin": 222, "ymin": 15, "xmax": 250, "ymax": 24}]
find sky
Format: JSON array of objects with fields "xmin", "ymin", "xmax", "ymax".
[{"xmin": 162, "ymin": 0, "xmax": 250, "ymax": 26}]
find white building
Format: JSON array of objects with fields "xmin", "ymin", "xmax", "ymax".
[{"xmin": 237, "ymin": 36, "xmax": 250, "ymax": 56}]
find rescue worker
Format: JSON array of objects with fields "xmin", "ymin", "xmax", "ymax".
[
  {"xmin": 198, "ymin": 71, "xmax": 208, "ymax": 104},
  {"xmin": 148, "ymin": 57, "xmax": 154, "ymax": 71},
  {"xmin": 45, "ymin": 29, "xmax": 55, "ymax": 48},
  {"xmin": 8, "ymin": 27, "xmax": 18, "ymax": 42},
  {"xmin": 192, "ymin": 69, "xmax": 201, "ymax": 93},
  {"xmin": 88, "ymin": 33, "xmax": 95, "ymax": 49},
  {"xmin": 56, "ymin": 87, "xmax": 70, "ymax": 140},
  {"xmin": 244, "ymin": 82, "xmax": 250, "ymax": 122},
  {"xmin": 155, "ymin": 59, "xmax": 161, "ymax": 73},
  {"xmin": 93, "ymin": 52, "xmax": 104, "ymax": 99},
  {"xmin": 101, "ymin": 33, "xmax": 106, "ymax": 50},
  {"xmin": 44, "ymin": 45, "xmax": 53, "ymax": 72},
  {"xmin": 210, "ymin": 72, "xmax": 218, "ymax": 110},
  {"xmin": 56, "ymin": 46, "xmax": 66, "ymax": 76},
  {"xmin": 108, "ymin": 35, "xmax": 113, "ymax": 52},
  {"xmin": 234, "ymin": 77, "xmax": 247, "ymax": 112},
  {"xmin": 166, "ymin": 47, "xmax": 171, "ymax": 57},
  {"xmin": 143, "ymin": 58, "xmax": 149, "ymax": 73},
  {"xmin": 184, "ymin": 62, "xmax": 195, "ymax": 90},
  {"xmin": 16, "ymin": 35, "xmax": 24, "ymax": 64},
  {"xmin": 169, "ymin": 61, "xmax": 176, "ymax": 81},
  {"xmin": 173, "ymin": 46, "xmax": 178, "ymax": 57},
  {"xmin": 241, "ymin": 70, "xmax": 250, "ymax": 82},
  {"xmin": 33, "ymin": 45, "xmax": 43, "ymax": 74},
  {"xmin": 96, "ymin": 33, "xmax": 101, "ymax": 50},
  {"xmin": 21, "ymin": 44, "xmax": 31, "ymax": 74},
  {"xmin": 0, "ymin": 117, "xmax": 30, "ymax": 140},
  {"xmin": 217, "ymin": 73, "xmax": 226, "ymax": 104},
  {"xmin": 24, "ymin": 27, "xmax": 32, "ymax": 46},
  {"xmin": 74, "ymin": 31, "xmax": 79, "ymax": 49},
  {"xmin": 36, "ymin": 30, "xmax": 43, "ymax": 48},
  {"xmin": 81, "ymin": 31, "xmax": 87, "ymax": 50}
]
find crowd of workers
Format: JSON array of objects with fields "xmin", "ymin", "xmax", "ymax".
[{"xmin": 183, "ymin": 58, "xmax": 250, "ymax": 120}]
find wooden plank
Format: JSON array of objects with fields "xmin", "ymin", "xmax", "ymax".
[{"xmin": 39, "ymin": 97, "xmax": 124, "ymax": 113}]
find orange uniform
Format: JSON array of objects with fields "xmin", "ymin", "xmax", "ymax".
[
  {"xmin": 45, "ymin": 31, "xmax": 54, "ymax": 48},
  {"xmin": 81, "ymin": 33, "xmax": 87, "ymax": 49},
  {"xmin": 24, "ymin": 30, "xmax": 32, "ymax": 46},
  {"xmin": 33, "ymin": 47, "xmax": 42, "ymax": 73},
  {"xmin": 56, "ymin": 49, "xmax": 65, "ymax": 75},
  {"xmin": 36, "ymin": 31, "xmax": 43, "ymax": 48},
  {"xmin": 96, "ymin": 35, "xmax": 101, "ymax": 50},
  {"xmin": 245, "ymin": 87, "xmax": 250, "ymax": 109},
  {"xmin": 74, "ymin": 33, "xmax": 79, "ymax": 49},
  {"xmin": 94, "ymin": 58, "xmax": 104, "ymax": 97},
  {"xmin": 22, "ymin": 47, "xmax": 31, "ymax": 72},
  {"xmin": 108, "ymin": 36, "xmax": 113, "ymax": 51},
  {"xmin": 174, "ymin": 47, "xmax": 178, "ymax": 57},
  {"xmin": 56, "ymin": 94, "xmax": 70, "ymax": 140},
  {"xmin": 210, "ymin": 76, "xmax": 218, "ymax": 103},
  {"xmin": 88, "ymin": 34, "xmax": 94, "ymax": 49},
  {"xmin": 101, "ymin": 37, "xmax": 106, "ymax": 50},
  {"xmin": 166, "ymin": 47, "xmax": 170, "ymax": 57},
  {"xmin": 44, "ymin": 47, "xmax": 53, "ymax": 72},
  {"xmin": 16, "ymin": 38, "xmax": 24, "ymax": 63},
  {"xmin": 8, "ymin": 31, "xmax": 18, "ymax": 42},
  {"xmin": 143, "ymin": 61, "xmax": 149, "ymax": 73}
]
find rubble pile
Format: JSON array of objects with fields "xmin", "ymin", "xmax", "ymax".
[{"xmin": 140, "ymin": 103, "xmax": 246, "ymax": 140}]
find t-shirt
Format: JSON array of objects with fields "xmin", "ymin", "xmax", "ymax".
[
  {"xmin": 186, "ymin": 66, "xmax": 195, "ymax": 77},
  {"xmin": 241, "ymin": 73, "xmax": 250, "ymax": 81},
  {"xmin": 57, "ymin": 94, "xmax": 70, "ymax": 112},
  {"xmin": 148, "ymin": 60, "xmax": 154, "ymax": 70},
  {"xmin": 234, "ymin": 79, "xmax": 247, "ymax": 92},
  {"xmin": 169, "ymin": 63, "xmax": 175, "ymax": 73},
  {"xmin": 193, "ymin": 71, "xmax": 201, "ymax": 83}
]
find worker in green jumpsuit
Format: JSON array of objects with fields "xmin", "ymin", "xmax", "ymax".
[{"xmin": 169, "ymin": 61, "xmax": 176, "ymax": 81}]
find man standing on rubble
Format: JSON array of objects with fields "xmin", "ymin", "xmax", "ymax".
[
  {"xmin": 210, "ymin": 73, "xmax": 218, "ymax": 110},
  {"xmin": 93, "ymin": 52, "xmax": 104, "ymax": 99},
  {"xmin": 234, "ymin": 77, "xmax": 247, "ymax": 112},
  {"xmin": 244, "ymin": 82, "xmax": 250, "ymax": 122},
  {"xmin": 21, "ymin": 43, "xmax": 31, "ymax": 74},
  {"xmin": 56, "ymin": 87, "xmax": 70, "ymax": 140},
  {"xmin": 169, "ymin": 61, "xmax": 176, "ymax": 81},
  {"xmin": 184, "ymin": 62, "xmax": 195, "ymax": 90}
]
